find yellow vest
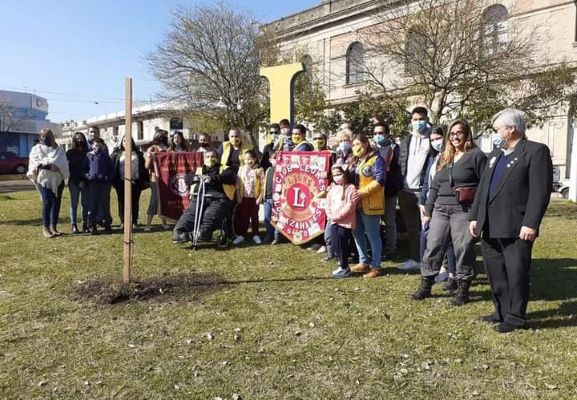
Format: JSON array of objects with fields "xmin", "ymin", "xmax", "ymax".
[
  {"xmin": 220, "ymin": 141, "xmax": 253, "ymax": 166},
  {"xmin": 356, "ymin": 154, "xmax": 385, "ymax": 215}
]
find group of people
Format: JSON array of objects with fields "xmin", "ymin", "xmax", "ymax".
[{"xmin": 27, "ymin": 107, "xmax": 553, "ymax": 333}]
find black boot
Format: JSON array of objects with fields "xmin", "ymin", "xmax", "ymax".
[
  {"xmin": 443, "ymin": 276, "xmax": 457, "ymax": 292},
  {"xmin": 411, "ymin": 276, "xmax": 435, "ymax": 300},
  {"xmin": 82, "ymin": 223, "xmax": 89, "ymax": 233},
  {"xmin": 90, "ymin": 225, "xmax": 99, "ymax": 235},
  {"xmin": 450, "ymin": 280, "xmax": 471, "ymax": 306},
  {"xmin": 71, "ymin": 224, "xmax": 80, "ymax": 234}
]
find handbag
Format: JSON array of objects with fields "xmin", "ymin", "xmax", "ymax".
[{"xmin": 449, "ymin": 162, "xmax": 477, "ymax": 206}]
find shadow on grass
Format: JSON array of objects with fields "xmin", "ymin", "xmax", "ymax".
[{"xmin": 544, "ymin": 201, "xmax": 577, "ymax": 220}]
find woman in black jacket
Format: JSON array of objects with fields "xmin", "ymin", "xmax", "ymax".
[
  {"xmin": 412, "ymin": 119, "xmax": 486, "ymax": 306},
  {"xmin": 110, "ymin": 136, "xmax": 149, "ymax": 228},
  {"xmin": 66, "ymin": 132, "xmax": 90, "ymax": 233}
]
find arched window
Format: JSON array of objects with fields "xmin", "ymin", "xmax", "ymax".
[
  {"xmin": 346, "ymin": 42, "xmax": 365, "ymax": 85},
  {"xmin": 483, "ymin": 4, "xmax": 508, "ymax": 55}
]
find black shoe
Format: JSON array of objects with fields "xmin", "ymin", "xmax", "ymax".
[
  {"xmin": 71, "ymin": 224, "xmax": 80, "ymax": 234},
  {"xmin": 480, "ymin": 314, "xmax": 502, "ymax": 324},
  {"xmin": 442, "ymin": 277, "xmax": 457, "ymax": 292},
  {"xmin": 104, "ymin": 225, "xmax": 112, "ymax": 233},
  {"xmin": 494, "ymin": 322, "xmax": 525, "ymax": 333},
  {"xmin": 411, "ymin": 276, "xmax": 435, "ymax": 300},
  {"xmin": 90, "ymin": 225, "xmax": 99, "ymax": 235},
  {"xmin": 450, "ymin": 280, "xmax": 471, "ymax": 306},
  {"xmin": 82, "ymin": 223, "xmax": 89, "ymax": 233}
]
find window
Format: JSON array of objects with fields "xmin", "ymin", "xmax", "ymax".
[
  {"xmin": 346, "ymin": 42, "xmax": 365, "ymax": 84},
  {"xmin": 483, "ymin": 4, "xmax": 508, "ymax": 56}
]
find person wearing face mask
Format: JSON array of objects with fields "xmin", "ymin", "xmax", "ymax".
[
  {"xmin": 144, "ymin": 130, "xmax": 170, "ymax": 231},
  {"xmin": 334, "ymin": 129, "xmax": 354, "ymax": 170},
  {"xmin": 412, "ymin": 119, "xmax": 486, "ymax": 307},
  {"xmin": 469, "ymin": 109, "xmax": 552, "ymax": 333},
  {"xmin": 110, "ymin": 136, "xmax": 149, "ymax": 229},
  {"xmin": 261, "ymin": 123, "xmax": 280, "ymax": 171},
  {"xmin": 217, "ymin": 128, "xmax": 256, "ymax": 170},
  {"xmin": 418, "ymin": 126, "xmax": 457, "ymax": 290},
  {"xmin": 373, "ymin": 122, "xmax": 403, "ymax": 259},
  {"xmin": 172, "ymin": 149, "xmax": 237, "ymax": 244},
  {"xmin": 397, "ymin": 106, "xmax": 435, "ymax": 272},
  {"xmin": 278, "ymin": 119, "xmax": 293, "ymax": 151},
  {"xmin": 262, "ymin": 150, "xmax": 281, "ymax": 244},
  {"xmin": 66, "ymin": 131, "xmax": 90, "ymax": 234},
  {"xmin": 291, "ymin": 124, "xmax": 314, "ymax": 151},
  {"xmin": 85, "ymin": 138, "xmax": 114, "ymax": 235},
  {"xmin": 195, "ymin": 133, "xmax": 211, "ymax": 153},
  {"xmin": 325, "ymin": 165, "xmax": 359, "ymax": 278},
  {"xmin": 349, "ymin": 134, "xmax": 386, "ymax": 278},
  {"xmin": 233, "ymin": 150, "xmax": 265, "ymax": 245},
  {"xmin": 27, "ymin": 129, "xmax": 70, "ymax": 238}
]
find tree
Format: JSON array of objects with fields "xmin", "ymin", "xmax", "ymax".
[
  {"xmin": 0, "ymin": 103, "xmax": 26, "ymax": 133},
  {"xmin": 147, "ymin": 2, "xmax": 274, "ymax": 144},
  {"xmin": 361, "ymin": 0, "xmax": 577, "ymax": 128}
]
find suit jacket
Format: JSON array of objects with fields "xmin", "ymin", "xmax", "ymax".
[{"xmin": 470, "ymin": 139, "xmax": 552, "ymax": 238}]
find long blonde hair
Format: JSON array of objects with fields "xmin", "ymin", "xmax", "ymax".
[{"xmin": 437, "ymin": 119, "xmax": 476, "ymax": 171}]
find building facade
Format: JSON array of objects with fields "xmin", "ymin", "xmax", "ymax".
[
  {"xmin": 264, "ymin": 0, "xmax": 577, "ymax": 186},
  {"xmin": 0, "ymin": 90, "xmax": 60, "ymax": 157}
]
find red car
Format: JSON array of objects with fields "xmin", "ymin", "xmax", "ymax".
[{"xmin": 0, "ymin": 151, "xmax": 29, "ymax": 174}]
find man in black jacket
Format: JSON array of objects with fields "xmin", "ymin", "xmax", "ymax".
[{"xmin": 469, "ymin": 109, "xmax": 552, "ymax": 333}]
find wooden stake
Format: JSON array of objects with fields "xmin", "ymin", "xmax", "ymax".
[{"xmin": 123, "ymin": 78, "xmax": 133, "ymax": 284}]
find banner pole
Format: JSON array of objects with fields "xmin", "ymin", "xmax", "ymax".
[{"xmin": 123, "ymin": 78, "xmax": 133, "ymax": 284}]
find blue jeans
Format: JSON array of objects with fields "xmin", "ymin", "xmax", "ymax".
[
  {"xmin": 69, "ymin": 180, "xmax": 88, "ymax": 225},
  {"xmin": 39, "ymin": 182, "xmax": 64, "ymax": 227},
  {"xmin": 352, "ymin": 210, "xmax": 382, "ymax": 268},
  {"xmin": 263, "ymin": 199, "xmax": 279, "ymax": 240}
]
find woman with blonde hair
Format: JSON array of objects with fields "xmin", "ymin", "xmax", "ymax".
[
  {"xmin": 27, "ymin": 128, "xmax": 70, "ymax": 237},
  {"xmin": 412, "ymin": 119, "xmax": 486, "ymax": 305}
]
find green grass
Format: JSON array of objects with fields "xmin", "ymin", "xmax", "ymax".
[{"xmin": 1, "ymin": 189, "xmax": 576, "ymax": 399}]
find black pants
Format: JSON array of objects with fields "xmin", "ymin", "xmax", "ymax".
[
  {"xmin": 173, "ymin": 194, "xmax": 230, "ymax": 241},
  {"xmin": 114, "ymin": 183, "xmax": 142, "ymax": 225},
  {"xmin": 331, "ymin": 224, "xmax": 352, "ymax": 269},
  {"xmin": 398, "ymin": 190, "xmax": 421, "ymax": 261},
  {"xmin": 481, "ymin": 237, "xmax": 533, "ymax": 327}
]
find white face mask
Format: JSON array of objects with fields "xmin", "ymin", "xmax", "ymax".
[{"xmin": 333, "ymin": 175, "xmax": 344, "ymax": 185}]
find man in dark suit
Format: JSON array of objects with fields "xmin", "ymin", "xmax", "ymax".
[{"xmin": 469, "ymin": 109, "xmax": 553, "ymax": 333}]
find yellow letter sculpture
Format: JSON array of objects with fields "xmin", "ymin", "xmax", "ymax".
[{"xmin": 260, "ymin": 63, "xmax": 305, "ymax": 124}]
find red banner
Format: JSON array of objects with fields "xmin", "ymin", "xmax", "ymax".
[
  {"xmin": 271, "ymin": 151, "xmax": 331, "ymax": 245},
  {"xmin": 156, "ymin": 152, "xmax": 204, "ymax": 220}
]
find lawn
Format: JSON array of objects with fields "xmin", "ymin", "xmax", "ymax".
[{"xmin": 1, "ymin": 189, "xmax": 576, "ymax": 399}]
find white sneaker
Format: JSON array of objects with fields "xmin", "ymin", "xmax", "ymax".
[
  {"xmin": 232, "ymin": 236, "xmax": 245, "ymax": 245},
  {"xmin": 396, "ymin": 259, "xmax": 421, "ymax": 271},
  {"xmin": 435, "ymin": 269, "xmax": 449, "ymax": 283},
  {"xmin": 252, "ymin": 235, "xmax": 262, "ymax": 244},
  {"xmin": 316, "ymin": 245, "xmax": 327, "ymax": 254},
  {"xmin": 143, "ymin": 226, "xmax": 151, "ymax": 232}
]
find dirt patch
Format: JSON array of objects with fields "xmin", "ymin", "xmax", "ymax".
[{"xmin": 72, "ymin": 272, "xmax": 227, "ymax": 304}]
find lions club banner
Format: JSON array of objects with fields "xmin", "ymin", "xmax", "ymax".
[
  {"xmin": 271, "ymin": 151, "xmax": 331, "ymax": 245},
  {"xmin": 156, "ymin": 152, "xmax": 204, "ymax": 220}
]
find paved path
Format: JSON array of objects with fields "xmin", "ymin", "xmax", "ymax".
[{"xmin": 0, "ymin": 179, "xmax": 35, "ymax": 194}]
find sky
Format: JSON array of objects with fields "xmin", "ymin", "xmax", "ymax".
[{"xmin": 0, "ymin": 0, "xmax": 318, "ymax": 123}]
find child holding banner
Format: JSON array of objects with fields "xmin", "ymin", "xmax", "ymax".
[
  {"xmin": 325, "ymin": 165, "xmax": 358, "ymax": 278},
  {"xmin": 233, "ymin": 150, "xmax": 264, "ymax": 245}
]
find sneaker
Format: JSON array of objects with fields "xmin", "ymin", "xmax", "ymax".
[
  {"xmin": 232, "ymin": 236, "xmax": 245, "ymax": 245},
  {"xmin": 252, "ymin": 235, "xmax": 262, "ymax": 244},
  {"xmin": 435, "ymin": 270, "xmax": 448, "ymax": 283},
  {"xmin": 132, "ymin": 224, "xmax": 139, "ymax": 230},
  {"xmin": 396, "ymin": 259, "xmax": 421, "ymax": 272},
  {"xmin": 316, "ymin": 245, "xmax": 327, "ymax": 254},
  {"xmin": 143, "ymin": 226, "xmax": 152, "ymax": 232},
  {"xmin": 307, "ymin": 243, "xmax": 321, "ymax": 251},
  {"xmin": 331, "ymin": 267, "xmax": 351, "ymax": 279},
  {"xmin": 321, "ymin": 255, "xmax": 335, "ymax": 262},
  {"xmin": 162, "ymin": 224, "xmax": 171, "ymax": 230}
]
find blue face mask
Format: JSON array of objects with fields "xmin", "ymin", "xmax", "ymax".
[
  {"xmin": 431, "ymin": 140, "xmax": 443, "ymax": 152},
  {"xmin": 492, "ymin": 133, "xmax": 506, "ymax": 148},
  {"xmin": 412, "ymin": 120, "xmax": 428, "ymax": 134},
  {"xmin": 338, "ymin": 142, "xmax": 352, "ymax": 153},
  {"xmin": 373, "ymin": 134, "xmax": 392, "ymax": 147}
]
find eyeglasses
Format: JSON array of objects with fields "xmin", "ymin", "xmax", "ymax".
[
  {"xmin": 449, "ymin": 132, "xmax": 465, "ymax": 137},
  {"xmin": 270, "ymin": 131, "xmax": 279, "ymax": 134},
  {"xmin": 313, "ymin": 137, "xmax": 323, "ymax": 141}
]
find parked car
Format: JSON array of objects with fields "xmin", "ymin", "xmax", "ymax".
[
  {"xmin": 553, "ymin": 166, "xmax": 570, "ymax": 199},
  {"xmin": 0, "ymin": 151, "xmax": 29, "ymax": 174}
]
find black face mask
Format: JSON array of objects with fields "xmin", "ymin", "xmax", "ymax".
[
  {"xmin": 160, "ymin": 137, "xmax": 169, "ymax": 146},
  {"xmin": 40, "ymin": 137, "xmax": 53, "ymax": 146}
]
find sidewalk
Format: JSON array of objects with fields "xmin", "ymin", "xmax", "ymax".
[{"xmin": 0, "ymin": 179, "xmax": 35, "ymax": 193}]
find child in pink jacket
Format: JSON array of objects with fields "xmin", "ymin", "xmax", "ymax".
[{"xmin": 325, "ymin": 165, "xmax": 358, "ymax": 278}]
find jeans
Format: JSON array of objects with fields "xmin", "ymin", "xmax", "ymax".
[
  {"xmin": 69, "ymin": 180, "xmax": 88, "ymax": 225},
  {"xmin": 263, "ymin": 199, "xmax": 279, "ymax": 240},
  {"xmin": 87, "ymin": 182, "xmax": 112, "ymax": 226},
  {"xmin": 331, "ymin": 224, "xmax": 352, "ymax": 269},
  {"xmin": 352, "ymin": 210, "xmax": 382, "ymax": 268},
  {"xmin": 39, "ymin": 182, "xmax": 64, "ymax": 227},
  {"xmin": 147, "ymin": 181, "xmax": 160, "ymax": 216},
  {"xmin": 383, "ymin": 195, "xmax": 398, "ymax": 255}
]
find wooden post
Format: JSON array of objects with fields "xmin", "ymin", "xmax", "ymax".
[{"xmin": 123, "ymin": 78, "xmax": 133, "ymax": 283}]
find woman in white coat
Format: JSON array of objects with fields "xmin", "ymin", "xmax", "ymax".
[{"xmin": 27, "ymin": 129, "xmax": 70, "ymax": 237}]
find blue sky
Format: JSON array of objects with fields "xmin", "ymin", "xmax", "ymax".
[{"xmin": 0, "ymin": 0, "xmax": 318, "ymax": 122}]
